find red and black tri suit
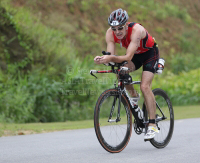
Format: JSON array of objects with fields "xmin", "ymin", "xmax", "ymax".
[{"xmin": 113, "ymin": 22, "xmax": 160, "ymax": 73}]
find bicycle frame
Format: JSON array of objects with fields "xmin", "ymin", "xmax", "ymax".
[
  {"xmin": 90, "ymin": 66, "xmax": 146, "ymax": 129},
  {"xmin": 90, "ymin": 64, "xmax": 168, "ymax": 133}
]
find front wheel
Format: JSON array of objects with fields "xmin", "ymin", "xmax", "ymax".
[
  {"xmin": 143, "ymin": 88, "xmax": 174, "ymax": 148},
  {"xmin": 94, "ymin": 89, "xmax": 132, "ymax": 153}
]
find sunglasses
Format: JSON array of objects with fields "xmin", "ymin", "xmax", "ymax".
[{"xmin": 111, "ymin": 25, "xmax": 126, "ymax": 31}]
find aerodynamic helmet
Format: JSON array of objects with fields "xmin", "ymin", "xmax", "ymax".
[{"xmin": 108, "ymin": 8, "xmax": 129, "ymax": 26}]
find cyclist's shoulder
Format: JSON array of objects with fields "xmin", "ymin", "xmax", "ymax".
[
  {"xmin": 106, "ymin": 28, "xmax": 115, "ymax": 42},
  {"xmin": 130, "ymin": 23, "xmax": 146, "ymax": 38},
  {"xmin": 127, "ymin": 22, "xmax": 144, "ymax": 36},
  {"xmin": 129, "ymin": 22, "xmax": 143, "ymax": 30},
  {"xmin": 106, "ymin": 27, "xmax": 112, "ymax": 33}
]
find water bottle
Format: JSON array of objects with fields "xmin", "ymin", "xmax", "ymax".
[{"xmin": 156, "ymin": 58, "xmax": 165, "ymax": 74}]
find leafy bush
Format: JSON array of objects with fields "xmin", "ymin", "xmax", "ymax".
[
  {"xmin": 168, "ymin": 29, "xmax": 200, "ymax": 74},
  {"xmin": 153, "ymin": 1, "xmax": 192, "ymax": 24},
  {"xmin": 153, "ymin": 69, "xmax": 200, "ymax": 105},
  {"xmin": 178, "ymin": 30, "xmax": 200, "ymax": 54},
  {"xmin": 169, "ymin": 54, "xmax": 200, "ymax": 74},
  {"xmin": 0, "ymin": 53, "xmax": 114, "ymax": 123},
  {"xmin": 0, "ymin": 3, "xmax": 109, "ymax": 123},
  {"xmin": 154, "ymin": 4, "xmax": 168, "ymax": 21},
  {"xmin": 1, "ymin": 2, "xmax": 73, "ymax": 77},
  {"xmin": 0, "ymin": 72, "xmax": 35, "ymax": 123},
  {"xmin": 0, "ymin": 0, "xmax": 199, "ymax": 123}
]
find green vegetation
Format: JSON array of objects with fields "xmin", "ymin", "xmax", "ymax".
[
  {"xmin": 1, "ymin": 105, "xmax": 200, "ymax": 137},
  {"xmin": 0, "ymin": 119, "xmax": 94, "ymax": 137},
  {"xmin": 154, "ymin": 2, "xmax": 192, "ymax": 23},
  {"xmin": 153, "ymin": 69, "xmax": 200, "ymax": 105},
  {"xmin": 0, "ymin": 1, "xmax": 106, "ymax": 123},
  {"xmin": 0, "ymin": 0, "xmax": 200, "ymax": 124}
]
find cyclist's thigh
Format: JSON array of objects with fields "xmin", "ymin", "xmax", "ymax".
[
  {"xmin": 116, "ymin": 61, "xmax": 136, "ymax": 78},
  {"xmin": 124, "ymin": 61, "xmax": 136, "ymax": 73},
  {"xmin": 142, "ymin": 46, "xmax": 159, "ymax": 73},
  {"xmin": 131, "ymin": 55, "xmax": 143, "ymax": 72}
]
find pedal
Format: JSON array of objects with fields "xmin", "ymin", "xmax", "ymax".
[
  {"xmin": 133, "ymin": 119, "xmax": 143, "ymax": 135},
  {"xmin": 144, "ymin": 138, "xmax": 152, "ymax": 142}
]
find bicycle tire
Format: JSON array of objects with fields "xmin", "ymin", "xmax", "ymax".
[
  {"xmin": 94, "ymin": 89, "xmax": 132, "ymax": 153},
  {"xmin": 143, "ymin": 88, "xmax": 174, "ymax": 148}
]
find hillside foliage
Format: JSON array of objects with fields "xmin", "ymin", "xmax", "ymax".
[{"xmin": 0, "ymin": 0, "xmax": 199, "ymax": 123}]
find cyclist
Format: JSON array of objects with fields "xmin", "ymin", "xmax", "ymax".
[{"xmin": 94, "ymin": 8, "xmax": 160, "ymax": 140}]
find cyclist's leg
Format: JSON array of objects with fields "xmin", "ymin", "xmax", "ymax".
[
  {"xmin": 116, "ymin": 61, "xmax": 137, "ymax": 96},
  {"xmin": 141, "ymin": 71, "xmax": 160, "ymax": 140},
  {"xmin": 140, "ymin": 45, "xmax": 159, "ymax": 127},
  {"xmin": 124, "ymin": 58, "xmax": 142, "ymax": 97},
  {"xmin": 123, "ymin": 60, "xmax": 136, "ymax": 73},
  {"xmin": 124, "ymin": 61, "xmax": 138, "ymax": 97},
  {"xmin": 140, "ymin": 71, "xmax": 156, "ymax": 127}
]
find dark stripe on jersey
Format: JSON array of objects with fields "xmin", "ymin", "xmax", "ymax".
[
  {"xmin": 128, "ymin": 22, "xmax": 136, "ymax": 27},
  {"xmin": 142, "ymin": 32, "xmax": 151, "ymax": 49}
]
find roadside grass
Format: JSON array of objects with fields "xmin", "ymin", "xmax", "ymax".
[
  {"xmin": 0, "ymin": 105, "xmax": 199, "ymax": 137},
  {"xmin": 173, "ymin": 105, "xmax": 200, "ymax": 119},
  {"xmin": 0, "ymin": 120, "xmax": 94, "ymax": 137}
]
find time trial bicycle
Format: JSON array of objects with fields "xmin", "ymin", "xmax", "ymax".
[{"xmin": 90, "ymin": 52, "xmax": 174, "ymax": 153}]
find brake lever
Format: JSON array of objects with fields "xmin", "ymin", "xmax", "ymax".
[
  {"xmin": 91, "ymin": 73, "xmax": 97, "ymax": 79},
  {"xmin": 90, "ymin": 70, "xmax": 98, "ymax": 79}
]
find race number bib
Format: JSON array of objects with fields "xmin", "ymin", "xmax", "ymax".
[{"xmin": 111, "ymin": 21, "xmax": 119, "ymax": 26}]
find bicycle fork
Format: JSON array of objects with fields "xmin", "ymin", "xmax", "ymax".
[
  {"xmin": 108, "ymin": 80, "xmax": 124, "ymax": 123},
  {"xmin": 108, "ymin": 91, "xmax": 122, "ymax": 123}
]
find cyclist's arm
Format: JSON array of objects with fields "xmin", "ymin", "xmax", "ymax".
[
  {"xmin": 110, "ymin": 25, "xmax": 144, "ymax": 63},
  {"xmin": 94, "ymin": 28, "xmax": 116, "ymax": 64},
  {"xmin": 106, "ymin": 28, "xmax": 116, "ymax": 55}
]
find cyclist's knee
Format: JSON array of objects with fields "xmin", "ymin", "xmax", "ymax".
[
  {"xmin": 124, "ymin": 61, "xmax": 135, "ymax": 73},
  {"xmin": 140, "ymin": 84, "xmax": 150, "ymax": 93}
]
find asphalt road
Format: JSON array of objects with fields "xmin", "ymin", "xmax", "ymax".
[{"xmin": 0, "ymin": 118, "xmax": 200, "ymax": 163}]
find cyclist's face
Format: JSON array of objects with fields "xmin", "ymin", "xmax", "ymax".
[{"xmin": 111, "ymin": 25, "xmax": 127, "ymax": 39}]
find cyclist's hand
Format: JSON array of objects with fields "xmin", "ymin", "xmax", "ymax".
[
  {"xmin": 98, "ymin": 55, "xmax": 112, "ymax": 64},
  {"xmin": 94, "ymin": 56, "xmax": 103, "ymax": 64}
]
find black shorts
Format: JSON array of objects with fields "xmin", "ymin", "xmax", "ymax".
[{"xmin": 131, "ymin": 44, "xmax": 160, "ymax": 73}]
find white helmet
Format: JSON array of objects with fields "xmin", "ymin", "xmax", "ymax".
[{"xmin": 108, "ymin": 8, "xmax": 129, "ymax": 26}]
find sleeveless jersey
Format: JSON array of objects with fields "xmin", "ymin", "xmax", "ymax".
[{"xmin": 113, "ymin": 22, "xmax": 154, "ymax": 54}]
